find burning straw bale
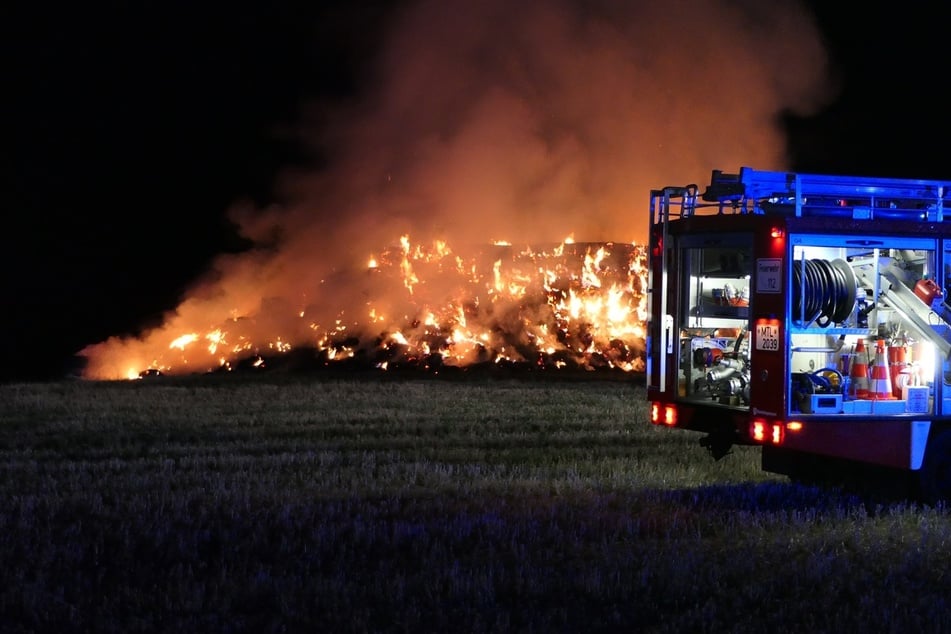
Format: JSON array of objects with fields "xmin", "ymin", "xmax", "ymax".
[{"xmin": 82, "ymin": 238, "xmax": 648, "ymax": 379}]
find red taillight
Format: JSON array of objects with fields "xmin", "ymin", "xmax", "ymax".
[
  {"xmin": 650, "ymin": 402, "xmax": 677, "ymax": 426},
  {"xmin": 750, "ymin": 419, "xmax": 785, "ymax": 444},
  {"xmin": 770, "ymin": 423, "xmax": 784, "ymax": 444},
  {"xmin": 664, "ymin": 406, "xmax": 676, "ymax": 426},
  {"xmin": 750, "ymin": 419, "xmax": 766, "ymax": 442}
]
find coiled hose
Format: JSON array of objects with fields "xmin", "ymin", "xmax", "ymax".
[
  {"xmin": 792, "ymin": 258, "xmax": 855, "ymax": 327},
  {"xmin": 808, "ymin": 367, "xmax": 844, "ymax": 392}
]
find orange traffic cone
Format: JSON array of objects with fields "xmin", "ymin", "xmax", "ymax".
[
  {"xmin": 869, "ymin": 339, "xmax": 893, "ymax": 400},
  {"xmin": 849, "ymin": 339, "xmax": 870, "ymax": 399}
]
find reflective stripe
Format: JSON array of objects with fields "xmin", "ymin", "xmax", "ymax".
[{"xmin": 911, "ymin": 420, "xmax": 931, "ymax": 470}]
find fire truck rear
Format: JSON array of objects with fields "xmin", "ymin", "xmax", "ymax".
[{"xmin": 646, "ymin": 167, "xmax": 951, "ymax": 503}]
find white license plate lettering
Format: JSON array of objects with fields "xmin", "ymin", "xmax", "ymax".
[{"xmin": 756, "ymin": 324, "xmax": 779, "ymax": 351}]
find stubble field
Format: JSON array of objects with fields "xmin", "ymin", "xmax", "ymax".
[{"xmin": 2, "ymin": 374, "xmax": 950, "ymax": 633}]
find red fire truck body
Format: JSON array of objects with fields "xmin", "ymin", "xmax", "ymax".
[{"xmin": 646, "ymin": 167, "xmax": 951, "ymax": 502}]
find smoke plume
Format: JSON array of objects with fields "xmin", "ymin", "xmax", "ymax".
[{"xmin": 80, "ymin": 0, "xmax": 831, "ymax": 379}]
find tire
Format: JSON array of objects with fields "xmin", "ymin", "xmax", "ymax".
[{"xmin": 918, "ymin": 429, "xmax": 951, "ymax": 505}]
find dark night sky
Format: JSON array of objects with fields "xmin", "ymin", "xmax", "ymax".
[
  {"xmin": 7, "ymin": 0, "xmax": 398, "ymax": 380},
  {"xmin": 6, "ymin": 1, "xmax": 951, "ymax": 381}
]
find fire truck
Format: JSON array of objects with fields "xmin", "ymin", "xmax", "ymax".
[{"xmin": 646, "ymin": 167, "xmax": 951, "ymax": 503}]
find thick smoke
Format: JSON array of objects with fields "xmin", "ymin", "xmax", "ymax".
[{"xmin": 80, "ymin": 0, "xmax": 830, "ymax": 379}]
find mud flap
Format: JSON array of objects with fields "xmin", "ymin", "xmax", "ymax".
[{"xmin": 700, "ymin": 434, "xmax": 733, "ymax": 460}]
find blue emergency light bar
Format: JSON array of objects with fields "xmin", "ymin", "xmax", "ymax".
[{"xmin": 662, "ymin": 167, "xmax": 951, "ymax": 223}]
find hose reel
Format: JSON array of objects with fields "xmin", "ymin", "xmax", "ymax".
[{"xmin": 792, "ymin": 258, "xmax": 857, "ymax": 327}]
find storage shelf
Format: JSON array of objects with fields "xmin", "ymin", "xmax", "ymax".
[
  {"xmin": 790, "ymin": 326, "xmax": 871, "ymax": 336},
  {"xmin": 699, "ymin": 306, "xmax": 749, "ymax": 319}
]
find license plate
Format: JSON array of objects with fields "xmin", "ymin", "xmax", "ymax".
[{"xmin": 756, "ymin": 323, "xmax": 779, "ymax": 351}]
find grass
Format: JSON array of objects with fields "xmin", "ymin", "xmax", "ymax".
[{"xmin": 1, "ymin": 374, "xmax": 950, "ymax": 632}]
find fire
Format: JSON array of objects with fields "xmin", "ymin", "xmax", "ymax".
[
  {"xmin": 169, "ymin": 333, "xmax": 199, "ymax": 351},
  {"xmin": 80, "ymin": 235, "xmax": 648, "ymax": 380}
]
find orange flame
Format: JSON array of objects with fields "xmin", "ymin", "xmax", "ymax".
[{"xmin": 80, "ymin": 235, "xmax": 647, "ymax": 379}]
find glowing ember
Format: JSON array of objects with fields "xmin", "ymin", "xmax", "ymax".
[{"xmin": 80, "ymin": 236, "xmax": 647, "ymax": 379}]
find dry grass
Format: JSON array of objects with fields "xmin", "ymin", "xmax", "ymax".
[{"xmin": 1, "ymin": 375, "xmax": 949, "ymax": 632}]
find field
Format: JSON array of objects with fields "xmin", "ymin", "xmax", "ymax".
[{"xmin": 2, "ymin": 374, "xmax": 951, "ymax": 632}]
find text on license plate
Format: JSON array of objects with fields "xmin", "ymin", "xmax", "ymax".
[{"xmin": 756, "ymin": 323, "xmax": 779, "ymax": 351}]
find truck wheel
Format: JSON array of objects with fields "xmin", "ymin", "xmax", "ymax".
[{"xmin": 918, "ymin": 429, "xmax": 951, "ymax": 505}]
